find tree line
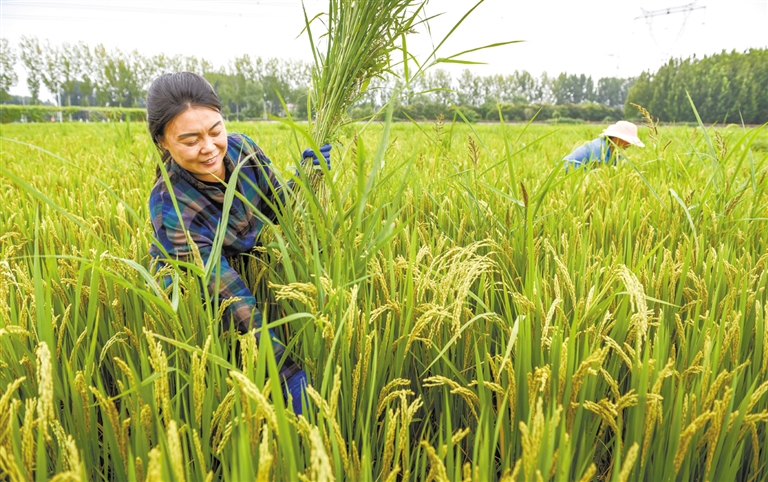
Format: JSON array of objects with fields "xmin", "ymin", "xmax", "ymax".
[
  {"xmin": 625, "ymin": 48, "xmax": 767, "ymax": 125},
  {"xmin": 0, "ymin": 36, "xmax": 634, "ymax": 121},
  {"xmin": 0, "ymin": 37, "xmax": 311, "ymax": 120},
  {"xmin": 1, "ymin": 37, "xmax": 765, "ymax": 124}
]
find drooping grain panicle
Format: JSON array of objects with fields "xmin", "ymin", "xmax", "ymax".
[
  {"xmin": 308, "ymin": 426, "xmax": 335, "ymax": 482},
  {"xmin": 630, "ymin": 102, "xmax": 659, "ymax": 142},
  {"xmin": 144, "ymin": 329, "xmax": 172, "ymax": 426},
  {"xmin": 167, "ymin": 420, "xmax": 185, "ymax": 482},
  {"xmin": 256, "ymin": 426, "xmax": 274, "ymax": 482},
  {"xmin": 35, "ymin": 343, "xmax": 54, "ymax": 442}
]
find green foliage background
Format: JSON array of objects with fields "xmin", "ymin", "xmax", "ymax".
[{"xmin": 626, "ymin": 48, "xmax": 768, "ymax": 125}]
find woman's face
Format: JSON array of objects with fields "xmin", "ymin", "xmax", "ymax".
[{"xmin": 160, "ymin": 106, "xmax": 228, "ymax": 182}]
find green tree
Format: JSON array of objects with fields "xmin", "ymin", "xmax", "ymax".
[
  {"xmin": 456, "ymin": 69, "xmax": 482, "ymax": 107},
  {"xmin": 229, "ymin": 55, "xmax": 264, "ymax": 120},
  {"xmin": 595, "ymin": 77, "xmax": 635, "ymax": 108},
  {"xmin": 552, "ymin": 73, "xmax": 594, "ymax": 105},
  {"xmin": 41, "ymin": 40, "xmax": 65, "ymax": 106},
  {"xmin": 18, "ymin": 36, "xmax": 44, "ymax": 104},
  {"xmin": 625, "ymin": 48, "xmax": 767, "ymax": 124},
  {"xmin": 484, "ymin": 73, "xmax": 527, "ymax": 105},
  {"xmin": 93, "ymin": 45, "xmax": 149, "ymax": 107},
  {"xmin": 513, "ymin": 70, "xmax": 536, "ymax": 103},
  {"xmin": 424, "ymin": 68, "xmax": 455, "ymax": 105},
  {"xmin": 148, "ymin": 53, "xmax": 186, "ymax": 78},
  {"xmin": 57, "ymin": 42, "xmax": 90, "ymax": 106},
  {"xmin": 0, "ymin": 38, "xmax": 18, "ymax": 102},
  {"xmin": 532, "ymin": 72, "xmax": 553, "ymax": 104},
  {"xmin": 205, "ymin": 70, "xmax": 263, "ymax": 121},
  {"xmin": 249, "ymin": 57, "xmax": 311, "ymax": 117},
  {"xmin": 76, "ymin": 44, "xmax": 96, "ymax": 107}
]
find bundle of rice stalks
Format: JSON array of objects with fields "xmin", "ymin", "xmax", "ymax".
[{"xmin": 302, "ymin": 0, "xmax": 427, "ymax": 186}]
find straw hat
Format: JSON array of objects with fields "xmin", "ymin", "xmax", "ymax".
[{"xmin": 601, "ymin": 121, "xmax": 645, "ymax": 147}]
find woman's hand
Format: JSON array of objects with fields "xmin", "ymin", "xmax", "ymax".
[{"xmin": 301, "ymin": 144, "xmax": 332, "ymax": 171}]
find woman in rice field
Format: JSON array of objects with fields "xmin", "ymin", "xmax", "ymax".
[
  {"xmin": 146, "ymin": 71, "xmax": 330, "ymax": 415},
  {"xmin": 563, "ymin": 120, "xmax": 644, "ymax": 172}
]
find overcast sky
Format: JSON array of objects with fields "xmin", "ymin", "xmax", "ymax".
[{"xmin": 2, "ymin": 0, "xmax": 766, "ymax": 101}]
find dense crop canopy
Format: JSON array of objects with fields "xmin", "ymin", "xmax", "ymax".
[{"xmin": 0, "ymin": 117, "xmax": 767, "ymax": 481}]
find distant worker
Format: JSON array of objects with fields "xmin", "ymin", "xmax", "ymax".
[{"xmin": 563, "ymin": 121, "xmax": 644, "ymax": 172}]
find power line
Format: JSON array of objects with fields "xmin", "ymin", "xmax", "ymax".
[
  {"xmin": 634, "ymin": 2, "xmax": 706, "ymax": 20},
  {"xmin": 634, "ymin": 2, "xmax": 706, "ymax": 61}
]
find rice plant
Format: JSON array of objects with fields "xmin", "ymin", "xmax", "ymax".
[{"xmin": 1, "ymin": 110, "xmax": 767, "ymax": 480}]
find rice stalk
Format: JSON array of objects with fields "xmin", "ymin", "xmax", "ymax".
[{"xmin": 306, "ymin": 0, "xmax": 424, "ymax": 144}]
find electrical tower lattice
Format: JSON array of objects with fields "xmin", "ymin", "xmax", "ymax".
[{"xmin": 635, "ymin": 2, "xmax": 706, "ymax": 61}]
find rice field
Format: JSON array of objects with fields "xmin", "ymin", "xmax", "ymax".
[{"xmin": 1, "ymin": 117, "xmax": 767, "ymax": 481}]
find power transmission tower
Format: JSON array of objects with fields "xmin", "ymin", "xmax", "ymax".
[{"xmin": 635, "ymin": 2, "xmax": 706, "ymax": 62}]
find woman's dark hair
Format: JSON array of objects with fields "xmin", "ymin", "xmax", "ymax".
[{"xmin": 147, "ymin": 72, "xmax": 222, "ymax": 180}]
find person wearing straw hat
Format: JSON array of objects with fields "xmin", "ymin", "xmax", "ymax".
[{"xmin": 563, "ymin": 120, "xmax": 645, "ymax": 172}]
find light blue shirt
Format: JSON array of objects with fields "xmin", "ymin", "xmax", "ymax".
[{"xmin": 563, "ymin": 137, "xmax": 619, "ymax": 171}]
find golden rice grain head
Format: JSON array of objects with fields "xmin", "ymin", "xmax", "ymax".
[
  {"xmin": 71, "ymin": 371, "xmax": 91, "ymax": 431},
  {"xmin": 350, "ymin": 358, "xmax": 363, "ymax": 422},
  {"xmin": 383, "ymin": 465, "xmax": 401, "ymax": 482},
  {"xmin": 145, "ymin": 447, "xmax": 162, "ymax": 482},
  {"xmin": 329, "ymin": 365, "xmax": 343, "ymax": 415},
  {"xmin": 482, "ymin": 381, "xmax": 505, "ymax": 395},
  {"xmin": 420, "ymin": 440, "xmax": 449, "ymax": 481},
  {"xmin": 35, "ymin": 343, "xmax": 54, "ymax": 442},
  {"xmin": 747, "ymin": 381, "xmax": 768, "ymax": 413},
  {"xmin": 211, "ymin": 389, "xmax": 236, "ymax": 449},
  {"xmin": 111, "ymin": 358, "xmax": 136, "ymax": 396},
  {"xmin": 381, "ymin": 408, "xmax": 400, "ymax": 481},
  {"xmin": 190, "ymin": 428, "xmax": 207, "ymax": 475},
  {"xmin": 542, "ymin": 298, "xmax": 562, "ymax": 349},
  {"xmin": 583, "ymin": 399, "xmax": 620, "ymax": 435},
  {"xmin": 144, "ymin": 329, "xmax": 171, "ymax": 425},
  {"xmin": 0, "ymin": 325, "xmax": 31, "ymax": 339},
  {"xmin": 0, "ymin": 377, "xmax": 27, "ymax": 442},
  {"xmin": 577, "ymin": 463, "xmax": 597, "ymax": 482},
  {"xmin": 521, "ymin": 397, "xmax": 546, "ymax": 478},
  {"xmin": 618, "ymin": 443, "xmax": 639, "ymax": 482},
  {"xmin": 0, "ymin": 446, "xmax": 27, "ymax": 482},
  {"xmin": 22, "ymin": 398, "xmax": 37, "ymax": 480},
  {"xmin": 599, "ymin": 368, "xmax": 620, "ymax": 400},
  {"xmin": 191, "ymin": 352, "xmax": 205, "ymax": 427},
  {"xmin": 704, "ymin": 391, "xmax": 731, "ymax": 475},
  {"xmin": 268, "ymin": 281, "xmax": 318, "ymax": 313},
  {"xmin": 90, "ymin": 387, "xmax": 127, "ymax": 463},
  {"xmin": 49, "ymin": 420, "xmax": 69, "ymax": 471},
  {"xmin": 215, "ymin": 421, "xmax": 234, "ymax": 456},
  {"xmin": 375, "ymin": 378, "xmax": 411, "ymax": 417},
  {"xmin": 64, "ymin": 434, "xmax": 82, "ymax": 479},
  {"xmin": 256, "ymin": 425, "xmax": 274, "ymax": 482},
  {"xmin": 309, "ymin": 426, "xmax": 335, "ymax": 482},
  {"xmin": 602, "ymin": 335, "xmax": 633, "ymax": 368},
  {"xmin": 673, "ymin": 411, "xmax": 713, "ymax": 474},
  {"xmin": 229, "ymin": 371, "xmax": 277, "ymax": 431},
  {"xmin": 166, "ymin": 420, "xmax": 185, "ymax": 482},
  {"xmin": 398, "ymin": 395, "xmax": 424, "ymax": 472},
  {"xmin": 133, "ymin": 457, "xmax": 145, "ymax": 480},
  {"xmin": 331, "ymin": 415, "xmax": 351, "ymax": 471},
  {"xmin": 451, "ymin": 427, "xmax": 471, "ymax": 446},
  {"xmin": 462, "ymin": 462, "xmax": 474, "ymax": 482}
]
